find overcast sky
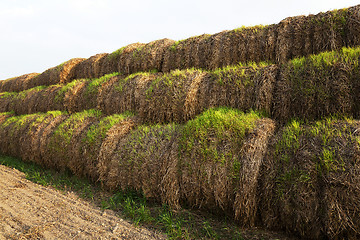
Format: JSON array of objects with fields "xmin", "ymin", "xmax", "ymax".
[{"xmin": 0, "ymin": 0, "xmax": 359, "ymax": 80}]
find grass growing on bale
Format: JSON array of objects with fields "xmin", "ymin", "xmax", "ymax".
[
  {"xmin": 0, "ymin": 154, "xmax": 263, "ymax": 240},
  {"xmin": 268, "ymin": 117, "xmax": 360, "ymax": 239},
  {"xmin": 274, "ymin": 46, "xmax": 360, "ymax": 122},
  {"xmin": 85, "ymin": 72, "xmax": 121, "ymax": 97},
  {"xmin": 178, "ymin": 108, "xmax": 262, "ymax": 212},
  {"xmin": 180, "ymin": 107, "xmax": 260, "ymax": 165},
  {"xmin": 50, "ymin": 109, "xmax": 102, "ymax": 152},
  {"xmin": 54, "ymin": 79, "xmax": 85, "ymax": 103},
  {"xmin": 108, "ymin": 46, "xmax": 126, "ymax": 60},
  {"xmin": 84, "ymin": 112, "xmax": 133, "ymax": 146},
  {"xmin": 115, "ymin": 72, "xmax": 152, "ymax": 93}
]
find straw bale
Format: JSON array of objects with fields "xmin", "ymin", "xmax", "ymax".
[
  {"xmin": 99, "ymin": 43, "xmax": 146, "ymax": 77},
  {"xmin": 0, "ymin": 112, "xmax": 13, "ymax": 125},
  {"xmin": 20, "ymin": 113, "xmax": 60, "ymax": 164},
  {"xmin": 0, "ymin": 92, "xmax": 16, "ymax": 113},
  {"xmin": 260, "ymin": 119, "xmax": 360, "ymax": 239},
  {"xmin": 11, "ymin": 87, "xmax": 46, "ymax": 115},
  {"xmin": 347, "ymin": 5, "xmax": 360, "ymax": 47},
  {"xmin": 312, "ymin": 10, "xmax": 348, "ymax": 55},
  {"xmin": 0, "ymin": 114, "xmax": 38, "ymax": 158},
  {"xmin": 203, "ymin": 67, "xmax": 257, "ymax": 113},
  {"xmin": 272, "ymin": 53, "xmax": 355, "ymax": 123},
  {"xmin": 70, "ymin": 114, "xmax": 133, "ymax": 181},
  {"xmin": 69, "ymin": 53, "xmax": 109, "ymax": 80},
  {"xmin": 162, "ymin": 35, "xmax": 211, "ymax": 72},
  {"xmin": 139, "ymin": 70, "xmax": 205, "ymax": 123},
  {"xmin": 125, "ymin": 38, "xmax": 175, "ymax": 73},
  {"xmin": 0, "ymin": 73, "xmax": 39, "ymax": 93},
  {"xmin": 63, "ymin": 80, "xmax": 89, "ymax": 113},
  {"xmin": 178, "ymin": 109, "xmax": 265, "ymax": 216},
  {"xmin": 98, "ymin": 73, "xmax": 156, "ymax": 116},
  {"xmin": 38, "ymin": 114, "xmax": 68, "ymax": 167},
  {"xmin": 233, "ymin": 118, "xmax": 275, "ymax": 227},
  {"xmin": 106, "ymin": 124, "xmax": 181, "ymax": 208},
  {"xmin": 26, "ymin": 58, "xmax": 85, "ymax": 89},
  {"xmin": 45, "ymin": 110, "xmax": 100, "ymax": 172},
  {"xmin": 97, "ymin": 119, "xmax": 137, "ymax": 189}
]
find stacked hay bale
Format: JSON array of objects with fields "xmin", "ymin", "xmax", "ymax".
[
  {"xmin": 260, "ymin": 118, "xmax": 360, "ymax": 240},
  {"xmin": 272, "ymin": 46, "xmax": 360, "ymax": 123},
  {"xmin": 16, "ymin": 58, "xmax": 85, "ymax": 92},
  {"xmin": 69, "ymin": 53, "xmax": 109, "ymax": 80},
  {"xmin": 0, "ymin": 73, "xmax": 39, "ymax": 93}
]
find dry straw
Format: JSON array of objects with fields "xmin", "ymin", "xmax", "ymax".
[
  {"xmin": 0, "ymin": 73, "xmax": 39, "ymax": 93},
  {"xmin": 25, "ymin": 58, "xmax": 85, "ymax": 90},
  {"xmin": 178, "ymin": 109, "xmax": 275, "ymax": 224},
  {"xmin": 69, "ymin": 53, "xmax": 109, "ymax": 80},
  {"xmin": 260, "ymin": 119, "xmax": 360, "ymax": 240},
  {"xmin": 272, "ymin": 47, "xmax": 360, "ymax": 123}
]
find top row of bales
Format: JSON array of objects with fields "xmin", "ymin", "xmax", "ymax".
[{"xmin": 1, "ymin": 5, "xmax": 359, "ymax": 93}]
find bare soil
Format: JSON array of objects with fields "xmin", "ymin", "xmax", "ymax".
[{"xmin": 0, "ymin": 165, "xmax": 166, "ymax": 240}]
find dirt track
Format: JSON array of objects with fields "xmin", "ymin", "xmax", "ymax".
[{"xmin": 0, "ymin": 165, "xmax": 166, "ymax": 240}]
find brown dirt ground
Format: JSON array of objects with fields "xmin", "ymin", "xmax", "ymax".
[{"xmin": 0, "ymin": 165, "xmax": 166, "ymax": 240}]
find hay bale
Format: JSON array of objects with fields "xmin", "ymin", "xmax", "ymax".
[
  {"xmin": 0, "ymin": 92, "xmax": 16, "ymax": 113},
  {"xmin": 312, "ymin": 9, "xmax": 348, "ymax": 55},
  {"xmin": 260, "ymin": 119, "xmax": 360, "ymax": 239},
  {"xmin": 0, "ymin": 73, "xmax": 39, "ymax": 93},
  {"xmin": 45, "ymin": 110, "xmax": 101, "ymax": 172},
  {"xmin": 140, "ymin": 70, "xmax": 206, "ymax": 123},
  {"xmin": 19, "ymin": 112, "xmax": 62, "ymax": 164},
  {"xmin": 272, "ymin": 47, "xmax": 358, "ymax": 123},
  {"xmin": 99, "ymin": 43, "xmax": 146, "ymax": 76},
  {"xmin": 178, "ymin": 108, "xmax": 272, "ymax": 221},
  {"xmin": 69, "ymin": 53, "xmax": 109, "ymax": 80},
  {"xmin": 125, "ymin": 38, "xmax": 175, "ymax": 73},
  {"xmin": 98, "ymin": 72, "xmax": 156, "ymax": 116},
  {"xmin": 162, "ymin": 35, "xmax": 211, "ymax": 72},
  {"xmin": 66, "ymin": 73, "xmax": 121, "ymax": 114},
  {"xmin": 26, "ymin": 58, "xmax": 85, "ymax": 89},
  {"xmin": 38, "ymin": 114, "xmax": 68, "ymax": 167},
  {"xmin": 105, "ymin": 123, "xmax": 181, "ymax": 208},
  {"xmin": 97, "ymin": 118, "xmax": 138, "ymax": 189},
  {"xmin": 0, "ymin": 114, "xmax": 38, "ymax": 158},
  {"xmin": 11, "ymin": 86, "xmax": 48, "ymax": 115},
  {"xmin": 75, "ymin": 113, "xmax": 133, "ymax": 181},
  {"xmin": 347, "ymin": 5, "xmax": 360, "ymax": 47},
  {"xmin": 0, "ymin": 112, "xmax": 13, "ymax": 125}
]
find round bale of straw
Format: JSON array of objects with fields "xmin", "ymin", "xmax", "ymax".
[
  {"xmin": 140, "ymin": 69, "xmax": 206, "ymax": 123},
  {"xmin": 162, "ymin": 35, "xmax": 210, "ymax": 72},
  {"xmin": 75, "ymin": 113, "xmax": 134, "ymax": 181},
  {"xmin": 19, "ymin": 112, "xmax": 62, "ymax": 164},
  {"xmin": 104, "ymin": 123, "xmax": 181, "ymax": 209},
  {"xmin": 98, "ymin": 72, "xmax": 157, "ymax": 116},
  {"xmin": 0, "ymin": 73, "xmax": 40, "ymax": 93},
  {"xmin": 260, "ymin": 119, "xmax": 360, "ymax": 240},
  {"xmin": 26, "ymin": 58, "xmax": 85, "ymax": 89},
  {"xmin": 347, "ymin": 5, "xmax": 360, "ymax": 47},
  {"xmin": 0, "ymin": 92, "xmax": 16, "ymax": 113},
  {"xmin": 0, "ymin": 114, "xmax": 38, "ymax": 158},
  {"xmin": 100, "ymin": 43, "xmax": 146, "ymax": 77},
  {"xmin": 272, "ymin": 48, "xmax": 357, "ymax": 123},
  {"xmin": 125, "ymin": 38, "xmax": 175, "ymax": 73},
  {"xmin": 69, "ymin": 53, "xmax": 109, "ymax": 80},
  {"xmin": 96, "ymin": 118, "xmax": 138, "ymax": 189},
  {"xmin": 178, "ymin": 108, "xmax": 275, "ymax": 224},
  {"xmin": 45, "ymin": 110, "xmax": 101, "ymax": 173}
]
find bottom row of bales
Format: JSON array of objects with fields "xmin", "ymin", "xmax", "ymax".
[{"xmin": 0, "ymin": 109, "xmax": 359, "ymax": 240}]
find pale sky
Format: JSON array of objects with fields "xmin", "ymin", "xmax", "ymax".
[{"xmin": 0, "ymin": 0, "xmax": 359, "ymax": 80}]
